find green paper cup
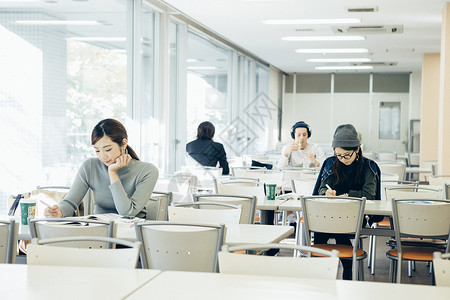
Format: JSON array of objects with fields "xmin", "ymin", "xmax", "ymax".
[
  {"xmin": 265, "ymin": 184, "xmax": 277, "ymax": 200},
  {"xmin": 20, "ymin": 199, "xmax": 36, "ymax": 225}
]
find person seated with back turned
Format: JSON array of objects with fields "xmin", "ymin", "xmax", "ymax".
[
  {"xmin": 186, "ymin": 121, "xmax": 229, "ymax": 175},
  {"xmin": 278, "ymin": 121, "xmax": 325, "ymax": 169},
  {"xmin": 312, "ymin": 124, "xmax": 381, "ymax": 280},
  {"xmin": 45, "ymin": 118, "xmax": 159, "ymax": 219}
]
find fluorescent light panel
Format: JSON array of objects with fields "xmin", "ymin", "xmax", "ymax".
[
  {"xmin": 16, "ymin": 20, "xmax": 101, "ymax": 25},
  {"xmin": 282, "ymin": 36, "xmax": 365, "ymax": 41},
  {"xmin": 296, "ymin": 48, "xmax": 368, "ymax": 54},
  {"xmin": 307, "ymin": 58, "xmax": 371, "ymax": 63},
  {"xmin": 263, "ymin": 18, "xmax": 361, "ymax": 25},
  {"xmin": 68, "ymin": 37, "xmax": 126, "ymax": 42},
  {"xmin": 188, "ymin": 66, "xmax": 218, "ymax": 70},
  {"xmin": 315, "ymin": 66, "xmax": 373, "ymax": 70}
]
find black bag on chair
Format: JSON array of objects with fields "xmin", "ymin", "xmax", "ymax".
[{"xmin": 251, "ymin": 160, "xmax": 273, "ymax": 170}]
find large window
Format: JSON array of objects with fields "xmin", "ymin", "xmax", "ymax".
[
  {"xmin": 186, "ymin": 31, "xmax": 231, "ymax": 148},
  {"xmin": 0, "ymin": 1, "xmax": 128, "ymax": 212}
]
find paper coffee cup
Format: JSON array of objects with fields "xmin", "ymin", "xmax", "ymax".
[
  {"xmin": 265, "ymin": 184, "xmax": 277, "ymax": 200},
  {"xmin": 20, "ymin": 199, "xmax": 36, "ymax": 225}
]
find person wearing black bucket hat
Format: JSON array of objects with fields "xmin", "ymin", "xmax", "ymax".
[
  {"xmin": 278, "ymin": 121, "xmax": 324, "ymax": 169},
  {"xmin": 311, "ymin": 124, "xmax": 382, "ymax": 280}
]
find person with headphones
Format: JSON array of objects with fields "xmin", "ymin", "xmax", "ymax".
[{"xmin": 278, "ymin": 121, "xmax": 325, "ymax": 169}]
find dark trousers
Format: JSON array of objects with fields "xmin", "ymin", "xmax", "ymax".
[
  {"xmin": 314, "ymin": 232, "xmax": 353, "ymax": 280},
  {"xmin": 260, "ymin": 210, "xmax": 279, "ymax": 256}
]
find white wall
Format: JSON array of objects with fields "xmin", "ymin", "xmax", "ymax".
[{"xmin": 280, "ymin": 72, "xmax": 423, "ymax": 155}]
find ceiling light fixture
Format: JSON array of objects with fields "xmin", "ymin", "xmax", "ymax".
[
  {"xmin": 263, "ymin": 18, "xmax": 361, "ymax": 25},
  {"xmin": 187, "ymin": 66, "xmax": 218, "ymax": 70},
  {"xmin": 315, "ymin": 66, "xmax": 373, "ymax": 70},
  {"xmin": 296, "ymin": 48, "xmax": 368, "ymax": 54},
  {"xmin": 307, "ymin": 58, "xmax": 371, "ymax": 63},
  {"xmin": 16, "ymin": 20, "xmax": 101, "ymax": 25},
  {"xmin": 68, "ymin": 37, "xmax": 126, "ymax": 42},
  {"xmin": 282, "ymin": 36, "xmax": 365, "ymax": 41}
]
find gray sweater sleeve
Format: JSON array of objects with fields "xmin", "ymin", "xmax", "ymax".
[
  {"xmin": 58, "ymin": 160, "xmax": 91, "ymax": 217},
  {"xmin": 109, "ymin": 163, "xmax": 159, "ymax": 216}
]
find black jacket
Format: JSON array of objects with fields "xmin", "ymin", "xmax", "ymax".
[{"xmin": 186, "ymin": 138, "xmax": 229, "ymax": 175}]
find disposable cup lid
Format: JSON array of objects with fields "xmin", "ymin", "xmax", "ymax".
[{"xmin": 20, "ymin": 199, "xmax": 36, "ymax": 204}]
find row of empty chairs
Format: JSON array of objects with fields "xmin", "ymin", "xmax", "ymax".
[{"xmin": 2, "ymin": 193, "xmax": 450, "ymax": 285}]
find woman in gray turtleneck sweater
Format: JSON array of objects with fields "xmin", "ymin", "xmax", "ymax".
[{"xmin": 45, "ymin": 119, "xmax": 159, "ymax": 219}]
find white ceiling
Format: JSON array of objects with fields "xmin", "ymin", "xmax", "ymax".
[
  {"xmin": 1, "ymin": 0, "xmax": 448, "ymax": 74},
  {"xmin": 164, "ymin": 0, "xmax": 448, "ymax": 73}
]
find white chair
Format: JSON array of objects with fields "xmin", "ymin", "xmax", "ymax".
[
  {"xmin": 301, "ymin": 195, "xmax": 367, "ymax": 281},
  {"xmin": 29, "ymin": 218, "xmax": 115, "ymax": 248},
  {"xmin": 377, "ymin": 152, "xmax": 397, "ymax": 161},
  {"xmin": 182, "ymin": 166, "xmax": 222, "ymax": 192},
  {"xmin": 243, "ymin": 170, "xmax": 283, "ymax": 186},
  {"xmin": 387, "ymin": 199, "xmax": 450, "ymax": 283},
  {"xmin": 27, "ymin": 236, "xmax": 141, "ymax": 268},
  {"xmin": 290, "ymin": 177, "xmax": 316, "ymax": 196},
  {"xmin": 429, "ymin": 176, "xmax": 450, "ymax": 199},
  {"xmin": 378, "ymin": 162, "xmax": 406, "ymax": 181},
  {"xmin": 367, "ymin": 180, "xmax": 418, "ymax": 275},
  {"xmin": 193, "ymin": 194, "xmax": 256, "ymax": 224},
  {"xmin": 219, "ymin": 244, "xmax": 339, "ymax": 279},
  {"xmin": 135, "ymin": 221, "xmax": 225, "ymax": 272},
  {"xmin": 364, "ymin": 152, "xmax": 375, "ymax": 160},
  {"xmin": 433, "ymin": 252, "xmax": 450, "ymax": 287},
  {"xmin": 155, "ymin": 174, "xmax": 197, "ymax": 203},
  {"xmin": 168, "ymin": 202, "xmax": 242, "ymax": 225},
  {"xmin": 145, "ymin": 191, "xmax": 172, "ymax": 220},
  {"xmin": 0, "ymin": 219, "xmax": 18, "ymax": 263},
  {"xmin": 231, "ymin": 166, "xmax": 266, "ymax": 178},
  {"xmin": 385, "ymin": 186, "xmax": 444, "ymax": 201}
]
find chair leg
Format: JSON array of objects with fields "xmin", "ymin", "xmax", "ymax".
[
  {"xmin": 412, "ymin": 260, "xmax": 416, "ymax": 271},
  {"xmin": 396, "ymin": 258, "xmax": 402, "ymax": 283},
  {"xmin": 358, "ymin": 260, "xmax": 365, "ymax": 281},
  {"xmin": 367, "ymin": 235, "xmax": 373, "ymax": 268},
  {"xmin": 429, "ymin": 261, "xmax": 433, "ymax": 274},
  {"xmin": 370, "ymin": 235, "xmax": 376, "ymax": 275},
  {"xmin": 408, "ymin": 261, "xmax": 412, "ymax": 277}
]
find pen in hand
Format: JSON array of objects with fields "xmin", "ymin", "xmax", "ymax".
[{"xmin": 326, "ymin": 184, "xmax": 332, "ymax": 190}]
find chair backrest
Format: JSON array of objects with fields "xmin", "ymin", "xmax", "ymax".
[
  {"xmin": 385, "ymin": 186, "xmax": 444, "ymax": 201},
  {"xmin": 219, "ymin": 244, "xmax": 339, "ymax": 279},
  {"xmin": 433, "ymin": 252, "xmax": 450, "ymax": 287},
  {"xmin": 29, "ymin": 218, "xmax": 115, "ymax": 248},
  {"xmin": 155, "ymin": 174, "xmax": 196, "ymax": 202},
  {"xmin": 135, "ymin": 221, "xmax": 224, "ymax": 272},
  {"xmin": 378, "ymin": 162, "xmax": 405, "ymax": 181},
  {"xmin": 213, "ymin": 178, "xmax": 260, "ymax": 193},
  {"xmin": 145, "ymin": 191, "xmax": 172, "ymax": 220},
  {"xmin": 301, "ymin": 196, "xmax": 366, "ymax": 238},
  {"xmin": 0, "ymin": 219, "xmax": 18, "ymax": 263},
  {"xmin": 377, "ymin": 152, "xmax": 397, "ymax": 161},
  {"xmin": 381, "ymin": 180, "xmax": 418, "ymax": 200},
  {"xmin": 291, "ymin": 177, "xmax": 316, "ymax": 196},
  {"xmin": 27, "ymin": 236, "xmax": 141, "ymax": 268},
  {"xmin": 168, "ymin": 202, "xmax": 242, "ymax": 225},
  {"xmin": 231, "ymin": 166, "xmax": 266, "ymax": 177},
  {"xmin": 243, "ymin": 170, "xmax": 283, "ymax": 185},
  {"xmin": 429, "ymin": 175, "xmax": 450, "ymax": 186},
  {"xmin": 215, "ymin": 179, "xmax": 265, "ymax": 202},
  {"xmin": 182, "ymin": 166, "xmax": 222, "ymax": 191},
  {"xmin": 194, "ymin": 194, "xmax": 257, "ymax": 224},
  {"xmin": 392, "ymin": 199, "xmax": 450, "ymax": 237}
]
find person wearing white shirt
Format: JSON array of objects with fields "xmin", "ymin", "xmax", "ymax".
[{"xmin": 278, "ymin": 121, "xmax": 325, "ymax": 169}]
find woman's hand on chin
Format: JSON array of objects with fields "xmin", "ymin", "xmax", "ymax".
[{"xmin": 108, "ymin": 154, "xmax": 132, "ymax": 173}]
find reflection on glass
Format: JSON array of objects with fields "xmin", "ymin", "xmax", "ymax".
[
  {"xmin": 0, "ymin": 1, "xmax": 128, "ymax": 212},
  {"xmin": 186, "ymin": 31, "xmax": 230, "ymax": 147}
]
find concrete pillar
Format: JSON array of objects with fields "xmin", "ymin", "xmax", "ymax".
[{"xmin": 439, "ymin": 3, "xmax": 450, "ymax": 174}]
